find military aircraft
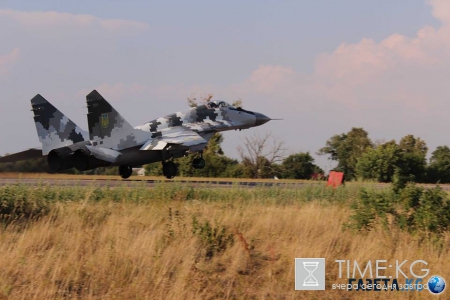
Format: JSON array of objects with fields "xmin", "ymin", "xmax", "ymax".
[{"xmin": 0, "ymin": 90, "xmax": 273, "ymax": 179}]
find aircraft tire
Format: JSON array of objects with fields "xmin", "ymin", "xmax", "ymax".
[
  {"xmin": 119, "ymin": 165, "xmax": 132, "ymax": 179},
  {"xmin": 163, "ymin": 161, "xmax": 178, "ymax": 179},
  {"xmin": 192, "ymin": 157, "xmax": 206, "ymax": 169}
]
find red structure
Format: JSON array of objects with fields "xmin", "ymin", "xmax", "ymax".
[{"xmin": 327, "ymin": 171, "xmax": 344, "ymax": 187}]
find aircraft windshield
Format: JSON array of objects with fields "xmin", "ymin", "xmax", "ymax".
[{"xmin": 207, "ymin": 101, "xmax": 234, "ymax": 109}]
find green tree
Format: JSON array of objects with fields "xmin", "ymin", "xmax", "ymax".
[
  {"xmin": 240, "ymin": 156, "xmax": 282, "ymax": 179},
  {"xmin": 144, "ymin": 161, "xmax": 163, "ymax": 176},
  {"xmin": 428, "ymin": 145, "xmax": 450, "ymax": 183},
  {"xmin": 356, "ymin": 140, "xmax": 401, "ymax": 182},
  {"xmin": 281, "ymin": 152, "xmax": 323, "ymax": 179},
  {"xmin": 222, "ymin": 162, "xmax": 252, "ymax": 178},
  {"xmin": 356, "ymin": 136, "xmax": 429, "ymax": 186},
  {"xmin": 0, "ymin": 156, "xmax": 50, "ymax": 173},
  {"xmin": 396, "ymin": 134, "xmax": 427, "ymax": 183},
  {"xmin": 318, "ymin": 127, "xmax": 373, "ymax": 180},
  {"xmin": 177, "ymin": 133, "xmax": 240, "ymax": 177}
]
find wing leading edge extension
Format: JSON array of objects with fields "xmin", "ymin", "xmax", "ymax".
[{"xmin": 140, "ymin": 127, "xmax": 209, "ymax": 151}]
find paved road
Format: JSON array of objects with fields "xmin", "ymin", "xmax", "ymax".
[{"xmin": 0, "ymin": 177, "xmax": 316, "ymax": 188}]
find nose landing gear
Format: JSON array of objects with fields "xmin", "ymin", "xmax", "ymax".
[
  {"xmin": 192, "ymin": 151, "xmax": 205, "ymax": 169},
  {"xmin": 193, "ymin": 157, "xmax": 205, "ymax": 169}
]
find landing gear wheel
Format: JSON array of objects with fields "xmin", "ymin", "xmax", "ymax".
[
  {"xmin": 119, "ymin": 165, "xmax": 133, "ymax": 179},
  {"xmin": 192, "ymin": 157, "xmax": 206, "ymax": 169},
  {"xmin": 163, "ymin": 161, "xmax": 178, "ymax": 179}
]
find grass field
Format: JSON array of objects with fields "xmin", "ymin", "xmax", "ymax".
[{"xmin": 0, "ymin": 181, "xmax": 448, "ymax": 299}]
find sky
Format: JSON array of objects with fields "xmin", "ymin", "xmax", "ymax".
[{"xmin": 0, "ymin": 0, "xmax": 448, "ymax": 171}]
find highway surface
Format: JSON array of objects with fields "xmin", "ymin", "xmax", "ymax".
[
  {"xmin": 0, "ymin": 176, "xmax": 448, "ymax": 190},
  {"xmin": 0, "ymin": 177, "xmax": 317, "ymax": 188}
]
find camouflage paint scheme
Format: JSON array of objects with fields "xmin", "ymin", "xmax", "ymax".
[
  {"xmin": 0, "ymin": 90, "xmax": 272, "ymax": 172},
  {"xmin": 83, "ymin": 90, "xmax": 270, "ymax": 167},
  {"xmin": 31, "ymin": 94, "xmax": 88, "ymax": 155}
]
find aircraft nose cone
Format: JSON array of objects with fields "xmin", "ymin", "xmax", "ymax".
[{"xmin": 254, "ymin": 112, "xmax": 271, "ymax": 126}]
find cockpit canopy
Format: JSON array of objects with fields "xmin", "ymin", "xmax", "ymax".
[{"xmin": 206, "ymin": 101, "xmax": 234, "ymax": 109}]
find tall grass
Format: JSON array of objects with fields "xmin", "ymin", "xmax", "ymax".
[{"xmin": 0, "ymin": 182, "xmax": 447, "ymax": 299}]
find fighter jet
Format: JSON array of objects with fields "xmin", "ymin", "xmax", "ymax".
[{"xmin": 0, "ymin": 90, "xmax": 273, "ymax": 179}]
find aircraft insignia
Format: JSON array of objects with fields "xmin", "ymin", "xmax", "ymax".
[{"xmin": 101, "ymin": 113, "xmax": 109, "ymax": 128}]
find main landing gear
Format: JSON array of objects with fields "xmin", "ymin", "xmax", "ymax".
[
  {"xmin": 161, "ymin": 149, "xmax": 178, "ymax": 179},
  {"xmin": 162, "ymin": 161, "xmax": 178, "ymax": 179},
  {"xmin": 119, "ymin": 165, "xmax": 133, "ymax": 179}
]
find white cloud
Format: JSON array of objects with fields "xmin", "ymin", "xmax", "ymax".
[
  {"xmin": 0, "ymin": 9, "xmax": 148, "ymax": 33},
  {"xmin": 0, "ymin": 48, "xmax": 19, "ymax": 75},
  {"xmin": 225, "ymin": 0, "xmax": 450, "ymax": 116},
  {"xmin": 430, "ymin": 0, "xmax": 450, "ymax": 24}
]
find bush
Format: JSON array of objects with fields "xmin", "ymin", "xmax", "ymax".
[
  {"xmin": 347, "ymin": 183, "xmax": 450, "ymax": 237},
  {"xmin": 0, "ymin": 185, "xmax": 51, "ymax": 226},
  {"xmin": 192, "ymin": 216, "xmax": 234, "ymax": 259},
  {"xmin": 347, "ymin": 188, "xmax": 393, "ymax": 231},
  {"xmin": 403, "ymin": 186, "xmax": 450, "ymax": 234}
]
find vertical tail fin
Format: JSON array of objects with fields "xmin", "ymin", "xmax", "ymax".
[
  {"xmin": 31, "ymin": 94, "xmax": 88, "ymax": 155},
  {"xmin": 86, "ymin": 90, "xmax": 147, "ymax": 150}
]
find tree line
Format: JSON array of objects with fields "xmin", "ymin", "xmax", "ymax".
[{"xmin": 318, "ymin": 127, "xmax": 450, "ymax": 185}]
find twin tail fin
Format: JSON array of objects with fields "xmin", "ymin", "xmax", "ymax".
[{"xmin": 31, "ymin": 94, "xmax": 88, "ymax": 155}]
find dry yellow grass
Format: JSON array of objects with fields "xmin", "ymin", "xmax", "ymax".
[{"xmin": 0, "ymin": 184, "xmax": 448, "ymax": 299}]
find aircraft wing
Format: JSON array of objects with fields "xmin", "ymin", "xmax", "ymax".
[
  {"xmin": 140, "ymin": 126, "xmax": 208, "ymax": 151},
  {"xmin": 0, "ymin": 148, "xmax": 43, "ymax": 163}
]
